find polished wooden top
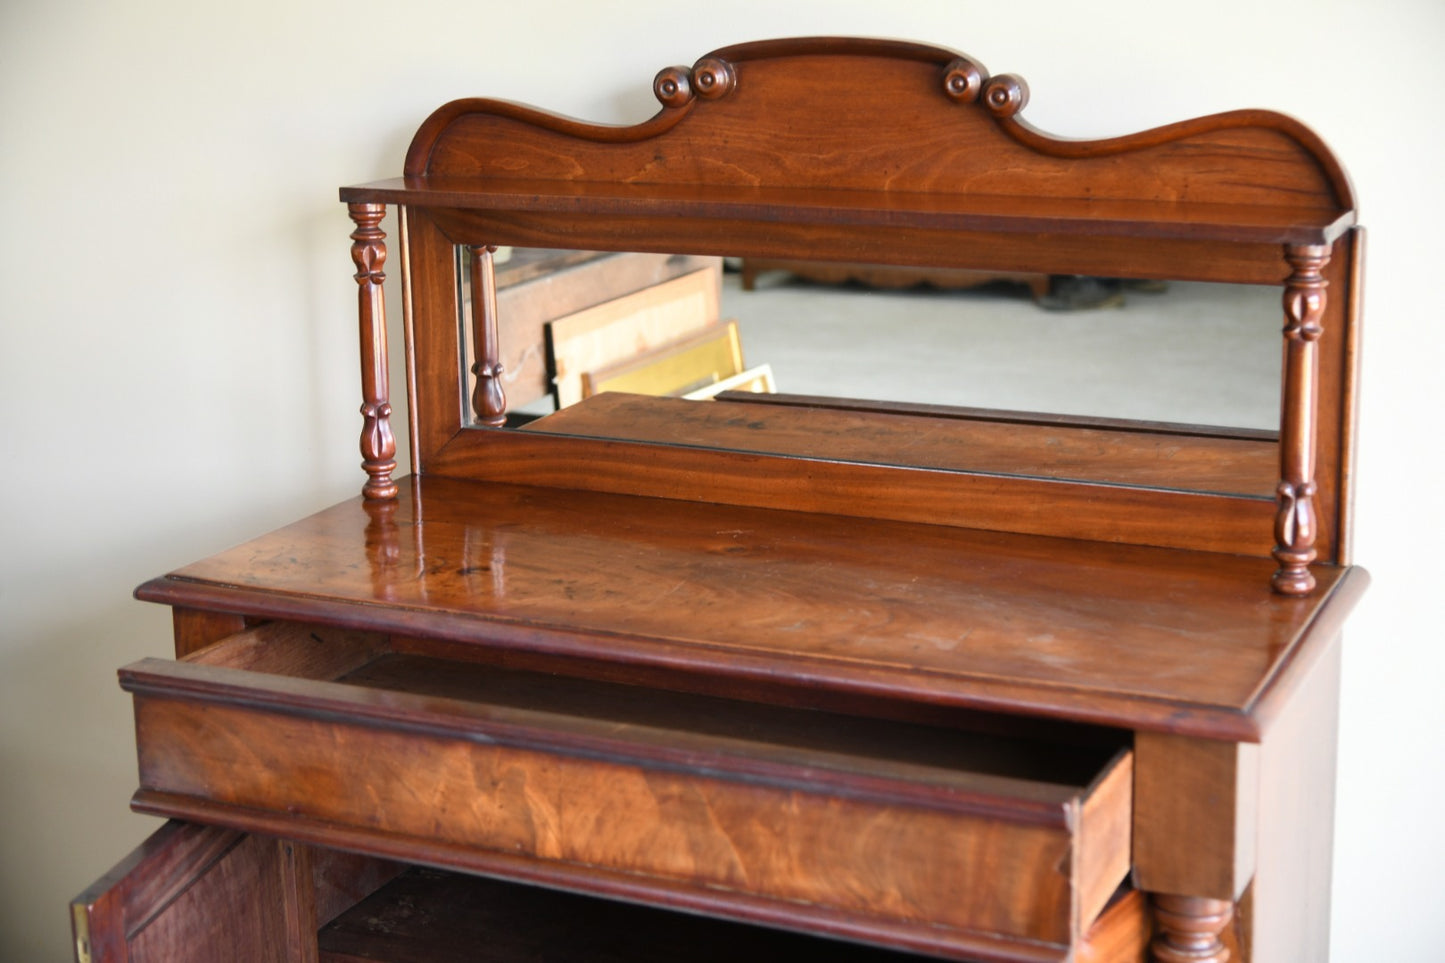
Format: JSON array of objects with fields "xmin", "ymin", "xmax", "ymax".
[{"xmin": 137, "ymin": 475, "xmax": 1366, "ymax": 741}]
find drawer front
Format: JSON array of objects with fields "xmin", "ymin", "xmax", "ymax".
[{"xmin": 120, "ymin": 625, "xmax": 1131, "ymax": 960}]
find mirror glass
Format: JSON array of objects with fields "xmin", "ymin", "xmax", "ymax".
[{"xmin": 456, "ymin": 248, "xmax": 1281, "ymax": 497}]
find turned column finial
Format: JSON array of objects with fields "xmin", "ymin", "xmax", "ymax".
[
  {"xmin": 1272, "ymin": 243, "xmax": 1329, "ymax": 595},
  {"xmin": 348, "ymin": 202, "xmax": 398, "ymax": 500},
  {"xmin": 1151, "ymin": 894, "xmax": 1233, "ymax": 963}
]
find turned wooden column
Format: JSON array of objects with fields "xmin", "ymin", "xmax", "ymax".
[
  {"xmin": 468, "ymin": 244, "xmax": 507, "ymax": 426},
  {"xmin": 1272, "ymin": 243, "xmax": 1329, "ymax": 595},
  {"xmin": 1151, "ymin": 895, "xmax": 1233, "ymax": 963},
  {"xmin": 348, "ymin": 202, "xmax": 398, "ymax": 500}
]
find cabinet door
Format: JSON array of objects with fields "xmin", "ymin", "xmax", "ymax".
[{"xmin": 70, "ymin": 821, "xmax": 314, "ymax": 963}]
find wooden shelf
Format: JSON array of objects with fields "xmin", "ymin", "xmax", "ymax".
[
  {"xmin": 317, "ymin": 867, "xmax": 1149, "ymax": 963},
  {"xmin": 524, "ymin": 393, "xmax": 1281, "ymax": 497},
  {"xmin": 317, "ymin": 866, "xmax": 914, "ymax": 962},
  {"xmin": 341, "ymin": 175, "xmax": 1352, "ymax": 247}
]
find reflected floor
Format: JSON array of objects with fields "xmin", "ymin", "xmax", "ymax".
[{"xmin": 725, "ymin": 272, "xmax": 1279, "ymax": 430}]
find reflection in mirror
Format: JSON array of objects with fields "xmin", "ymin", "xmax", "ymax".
[
  {"xmin": 458, "ymin": 247, "xmax": 728, "ymax": 421},
  {"xmin": 456, "ymin": 247, "xmax": 1282, "ymax": 497},
  {"xmin": 730, "ymin": 261, "xmax": 1280, "ymax": 431}
]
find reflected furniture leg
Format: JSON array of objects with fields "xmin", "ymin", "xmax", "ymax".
[{"xmin": 468, "ymin": 244, "xmax": 507, "ymax": 426}]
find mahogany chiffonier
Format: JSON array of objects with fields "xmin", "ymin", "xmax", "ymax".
[{"xmin": 72, "ymin": 38, "xmax": 1365, "ymax": 963}]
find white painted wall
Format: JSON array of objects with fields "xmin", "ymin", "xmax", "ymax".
[{"xmin": 2, "ymin": 1, "xmax": 1439, "ymax": 958}]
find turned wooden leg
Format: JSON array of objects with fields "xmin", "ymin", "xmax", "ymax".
[
  {"xmin": 348, "ymin": 202, "xmax": 398, "ymax": 500},
  {"xmin": 1272, "ymin": 243, "xmax": 1328, "ymax": 595},
  {"xmin": 1151, "ymin": 895, "xmax": 1232, "ymax": 963}
]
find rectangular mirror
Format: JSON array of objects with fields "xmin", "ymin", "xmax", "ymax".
[{"xmin": 456, "ymin": 247, "xmax": 1280, "ymax": 499}]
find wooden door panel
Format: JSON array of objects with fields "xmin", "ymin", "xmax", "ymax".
[{"xmin": 71, "ymin": 821, "xmax": 298, "ymax": 963}]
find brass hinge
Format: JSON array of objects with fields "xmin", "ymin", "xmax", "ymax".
[{"xmin": 70, "ymin": 903, "xmax": 92, "ymax": 963}]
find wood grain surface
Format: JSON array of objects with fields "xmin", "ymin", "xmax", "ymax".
[
  {"xmin": 122, "ymin": 651, "xmax": 1131, "ymax": 950},
  {"xmin": 72, "ymin": 822, "xmax": 294, "ymax": 963},
  {"xmin": 137, "ymin": 475, "xmax": 1365, "ymax": 739},
  {"xmin": 378, "ymin": 39, "xmax": 1351, "ymax": 243},
  {"xmin": 428, "ymin": 421, "xmax": 1281, "ymax": 557}
]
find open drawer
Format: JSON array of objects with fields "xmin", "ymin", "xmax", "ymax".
[{"xmin": 118, "ymin": 622, "xmax": 1135, "ymax": 961}]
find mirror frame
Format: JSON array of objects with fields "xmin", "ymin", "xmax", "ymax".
[{"xmin": 340, "ymin": 37, "xmax": 1362, "ymax": 594}]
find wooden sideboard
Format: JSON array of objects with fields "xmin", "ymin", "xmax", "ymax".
[{"xmin": 72, "ymin": 38, "xmax": 1365, "ymax": 963}]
